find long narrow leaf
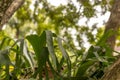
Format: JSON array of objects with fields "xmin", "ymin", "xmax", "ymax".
[
  {"xmin": 0, "ymin": 37, "xmax": 12, "ymax": 50},
  {"xmin": 22, "ymin": 40, "xmax": 34, "ymax": 69},
  {"xmin": 57, "ymin": 37, "xmax": 69, "ymax": 60},
  {"xmin": 46, "ymin": 30, "xmax": 57, "ymax": 68},
  {"xmin": 0, "ymin": 38, "xmax": 7, "ymax": 50},
  {"xmin": 58, "ymin": 37, "xmax": 69, "ymax": 60},
  {"xmin": 57, "ymin": 37, "xmax": 71, "ymax": 77}
]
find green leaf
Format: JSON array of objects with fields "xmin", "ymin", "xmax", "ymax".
[
  {"xmin": 21, "ymin": 39, "xmax": 34, "ymax": 69},
  {"xmin": 26, "ymin": 31, "xmax": 46, "ymax": 59},
  {"xmin": 97, "ymin": 29, "xmax": 115, "ymax": 46},
  {"xmin": 46, "ymin": 30, "xmax": 57, "ymax": 68},
  {"xmin": 58, "ymin": 57, "xmax": 64, "ymax": 72},
  {"xmin": 57, "ymin": 37, "xmax": 71, "ymax": 77},
  {"xmin": 26, "ymin": 31, "xmax": 48, "ymax": 78},
  {"xmin": 0, "ymin": 37, "xmax": 7, "ymax": 50},
  {"xmin": 37, "ymin": 47, "xmax": 49, "ymax": 78},
  {"xmin": 82, "ymin": 46, "xmax": 95, "ymax": 61},
  {"xmin": 0, "ymin": 37, "xmax": 12, "ymax": 50},
  {"xmin": 26, "ymin": 35, "xmax": 40, "ymax": 57},
  {"xmin": 76, "ymin": 60, "xmax": 95, "ymax": 77},
  {"xmin": 0, "ymin": 49, "xmax": 12, "ymax": 65},
  {"xmin": 57, "ymin": 37, "xmax": 69, "ymax": 60}
]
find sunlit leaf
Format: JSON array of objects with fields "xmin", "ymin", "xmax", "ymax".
[
  {"xmin": 21, "ymin": 39, "xmax": 34, "ymax": 69},
  {"xmin": 57, "ymin": 37, "xmax": 71, "ymax": 76},
  {"xmin": 57, "ymin": 37, "xmax": 69, "ymax": 60},
  {"xmin": 46, "ymin": 30, "xmax": 57, "ymax": 68}
]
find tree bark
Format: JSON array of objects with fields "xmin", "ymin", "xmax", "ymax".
[
  {"xmin": 101, "ymin": 0, "xmax": 120, "ymax": 80},
  {"xmin": 101, "ymin": 57, "xmax": 120, "ymax": 80},
  {"xmin": 104, "ymin": 0, "xmax": 120, "ymax": 49},
  {"xmin": 0, "ymin": 0, "xmax": 24, "ymax": 30}
]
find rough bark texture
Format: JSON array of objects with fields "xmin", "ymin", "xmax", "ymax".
[
  {"xmin": 101, "ymin": 58, "xmax": 120, "ymax": 80},
  {"xmin": 0, "ymin": 0, "xmax": 13, "ymax": 22},
  {"xmin": 104, "ymin": 0, "xmax": 120, "ymax": 49},
  {"xmin": 101, "ymin": 0, "xmax": 120, "ymax": 80},
  {"xmin": 0, "ymin": 0, "xmax": 24, "ymax": 30}
]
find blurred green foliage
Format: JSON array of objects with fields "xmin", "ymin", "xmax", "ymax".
[{"xmin": 0, "ymin": 0, "xmax": 118, "ymax": 80}]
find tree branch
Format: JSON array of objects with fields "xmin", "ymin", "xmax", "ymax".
[{"xmin": 0, "ymin": 0, "xmax": 24, "ymax": 30}]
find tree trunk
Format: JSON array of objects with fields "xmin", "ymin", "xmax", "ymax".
[
  {"xmin": 101, "ymin": 58, "xmax": 120, "ymax": 80},
  {"xmin": 101, "ymin": 0, "xmax": 120, "ymax": 80},
  {"xmin": 104, "ymin": 0, "xmax": 120, "ymax": 49},
  {"xmin": 0, "ymin": 0, "xmax": 24, "ymax": 30}
]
